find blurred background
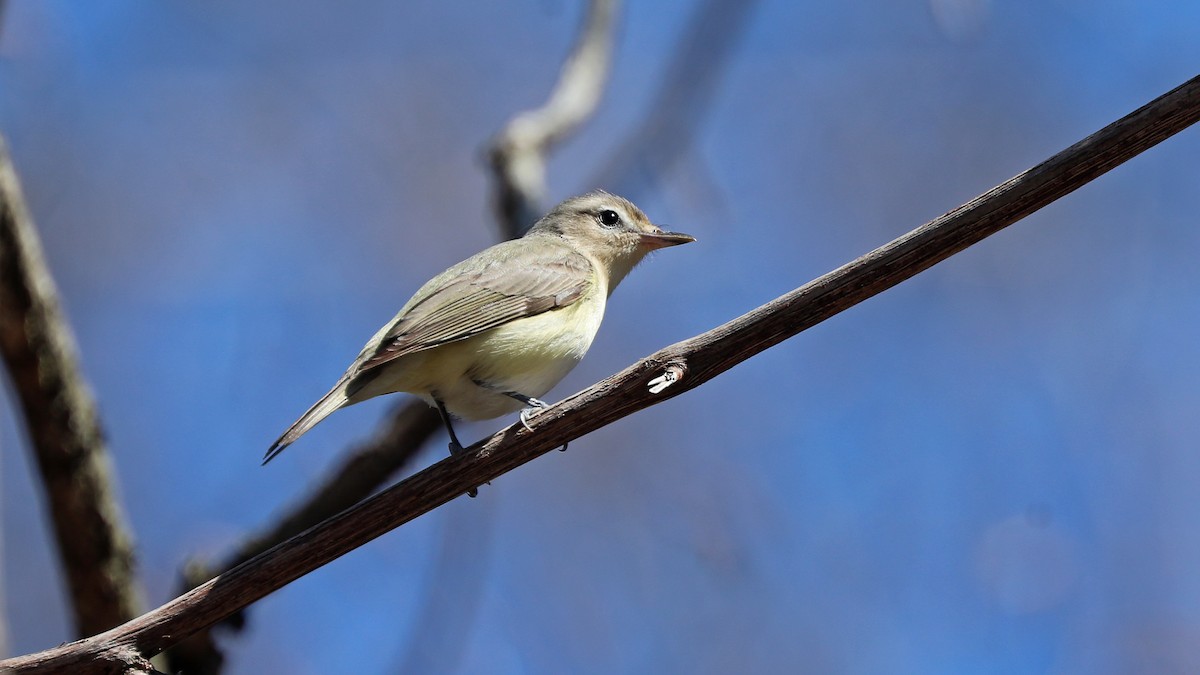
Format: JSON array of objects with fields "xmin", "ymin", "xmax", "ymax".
[{"xmin": 2, "ymin": 1, "xmax": 1200, "ymax": 673}]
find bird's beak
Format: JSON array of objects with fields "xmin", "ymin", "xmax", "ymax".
[{"xmin": 639, "ymin": 228, "xmax": 696, "ymax": 250}]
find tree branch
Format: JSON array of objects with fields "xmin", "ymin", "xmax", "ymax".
[
  {"xmin": 3, "ymin": 72, "xmax": 1197, "ymax": 675},
  {"xmin": 0, "ymin": 135, "xmax": 144, "ymax": 637},
  {"xmin": 488, "ymin": 0, "xmax": 620, "ymax": 236}
]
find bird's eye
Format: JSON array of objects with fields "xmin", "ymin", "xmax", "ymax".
[{"xmin": 598, "ymin": 209, "xmax": 621, "ymax": 228}]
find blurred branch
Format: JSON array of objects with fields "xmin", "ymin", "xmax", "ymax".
[
  {"xmin": 591, "ymin": 0, "xmax": 758, "ymax": 200},
  {"xmin": 4, "ymin": 70, "xmax": 1198, "ymax": 675},
  {"xmin": 163, "ymin": 399, "xmax": 440, "ymax": 674},
  {"xmin": 488, "ymin": 0, "xmax": 620, "ymax": 236},
  {"xmin": 0, "ymin": 136, "xmax": 144, "ymax": 636}
]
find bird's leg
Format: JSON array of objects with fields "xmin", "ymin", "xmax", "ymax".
[
  {"xmin": 469, "ymin": 379, "xmax": 568, "ymax": 452},
  {"xmin": 434, "ymin": 396, "xmax": 479, "ymax": 498},
  {"xmin": 434, "ymin": 397, "xmax": 465, "ymax": 455},
  {"xmin": 502, "ymin": 392, "xmax": 550, "ymax": 431},
  {"xmin": 501, "ymin": 391, "xmax": 567, "ymax": 453}
]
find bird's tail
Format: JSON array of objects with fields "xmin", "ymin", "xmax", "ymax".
[{"xmin": 262, "ymin": 378, "xmax": 350, "ymax": 464}]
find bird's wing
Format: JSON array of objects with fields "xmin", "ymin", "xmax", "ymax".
[{"xmin": 354, "ymin": 247, "xmax": 594, "ymax": 375}]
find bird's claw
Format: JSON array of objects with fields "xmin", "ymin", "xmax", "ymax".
[
  {"xmin": 519, "ymin": 398, "xmax": 550, "ymax": 431},
  {"xmin": 516, "ymin": 399, "xmax": 567, "ymax": 451}
]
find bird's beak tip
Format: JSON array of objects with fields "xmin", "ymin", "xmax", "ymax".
[{"xmin": 639, "ymin": 230, "xmax": 696, "ymax": 249}]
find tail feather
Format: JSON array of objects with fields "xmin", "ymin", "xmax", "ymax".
[{"xmin": 263, "ymin": 379, "xmax": 350, "ymax": 464}]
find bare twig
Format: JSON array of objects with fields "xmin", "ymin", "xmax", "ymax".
[
  {"xmin": 0, "ymin": 136, "xmax": 144, "ymax": 637},
  {"xmin": 488, "ymin": 0, "xmax": 620, "ymax": 236},
  {"xmin": 3, "ymin": 72, "xmax": 1197, "ymax": 675}
]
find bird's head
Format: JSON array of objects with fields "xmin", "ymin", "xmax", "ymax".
[{"xmin": 528, "ymin": 191, "xmax": 695, "ymax": 290}]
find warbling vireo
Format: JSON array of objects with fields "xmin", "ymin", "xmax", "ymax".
[{"xmin": 263, "ymin": 191, "xmax": 694, "ymax": 463}]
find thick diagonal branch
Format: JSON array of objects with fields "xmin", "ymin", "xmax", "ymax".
[
  {"xmin": 0, "ymin": 136, "xmax": 143, "ymax": 636},
  {"xmin": 3, "ymin": 73, "xmax": 1198, "ymax": 675},
  {"xmin": 488, "ymin": 0, "xmax": 620, "ymax": 236}
]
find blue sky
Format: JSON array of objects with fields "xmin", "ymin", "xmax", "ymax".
[{"xmin": 3, "ymin": 1, "xmax": 1200, "ymax": 673}]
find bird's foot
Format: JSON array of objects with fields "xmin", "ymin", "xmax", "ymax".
[
  {"xmin": 518, "ymin": 398, "xmax": 550, "ymax": 431},
  {"xmin": 517, "ymin": 399, "xmax": 569, "ymax": 451}
]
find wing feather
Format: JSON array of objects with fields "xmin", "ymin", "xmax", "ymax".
[{"xmin": 355, "ymin": 245, "xmax": 593, "ymax": 374}]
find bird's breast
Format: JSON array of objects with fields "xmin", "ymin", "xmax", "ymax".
[
  {"xmin": 350, "ymin": 289, "xmax": 607, "ymax": 421},
  {"xmin": 465, "ymin": 289, "xmax": 606, "ymax": 392}
]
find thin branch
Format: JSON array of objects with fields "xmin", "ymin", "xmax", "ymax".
[
  {"xmin": 3, "ymin": 72, "xmax": 1197, "ymax": 675},
  {"xmin": 488, "ymin": 0, "xmax": 620, "ymax": 236},
  {"xmin": 0, "ymin": 136, "xmax": 144, "ymax": 636}
]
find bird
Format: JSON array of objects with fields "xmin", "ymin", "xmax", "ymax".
[{"xmin": 263, "ymin": 191, "xmax": 694, "ymax": 465}]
